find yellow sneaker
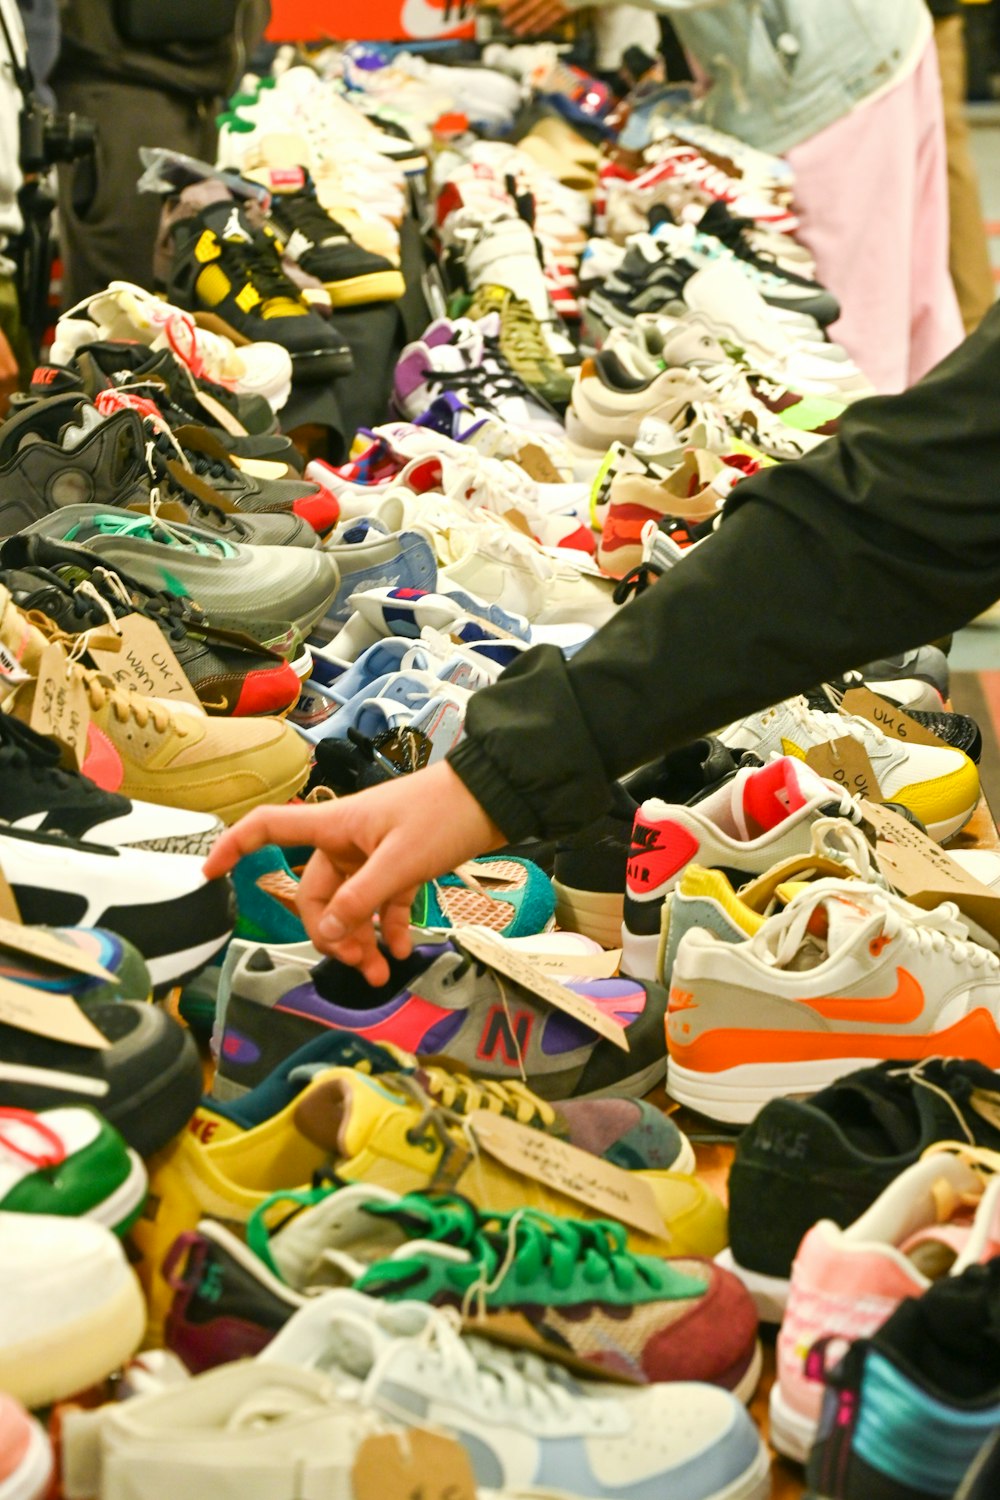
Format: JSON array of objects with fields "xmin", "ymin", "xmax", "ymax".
[{"xmin": 0, "ymin": 594, "xmax": 310, "ymax": 822}]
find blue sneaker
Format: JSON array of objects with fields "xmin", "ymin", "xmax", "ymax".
[
  {"xmin": 806, "ymin": 1261, "xmax": 1000, "ymax": 1499},
  {"xmin": 316, "ymin": 522, "xmax": 437, "ymax": 639}
]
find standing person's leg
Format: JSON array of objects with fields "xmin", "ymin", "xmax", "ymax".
[
  {"xmin": 933, "ymin": 11, "xmax": 995, "ymax": 333},
  {"xmin": 786, "ymin": 41, "xmax": 963, "ymax": 395},
  {"xmin": 53, "ymin": 78, "xmax": 219, "ymax": 306}
]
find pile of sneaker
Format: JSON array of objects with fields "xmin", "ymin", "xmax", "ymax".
[{"xmin": 2, "ymin": 37, "xmax": 998, "ymax": 1500}]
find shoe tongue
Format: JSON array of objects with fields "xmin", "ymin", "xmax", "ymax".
[
  {"xmin": 816, "ymin": 889, "xmax": 878, "ymax": 953},
  {"xmin": 735, "ymin": 755, "xmax": 824, "ymax": 837},
  {"xmin": 293, "ymin": 1070, "xmax": 384, "ymax": 1159},
  {"xmin": 216, "ymin": 204, "xmax": 254, "ymax": 244},
  {"xmin": 60, "ymin": 402, "xmax": 105, "ymax": 451}
]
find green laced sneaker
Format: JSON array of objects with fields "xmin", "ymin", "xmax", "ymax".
[
  {"xmin": 468, "ymin": 285, "xmax": 573, "ymax": 406},
  {"xmin": 245, "ymin": 1185, "xmax": 762, "ymax": 1395},
  {"xmin": 0, "ymin": 1104, "xmax": 146, "ymax": 1235}
]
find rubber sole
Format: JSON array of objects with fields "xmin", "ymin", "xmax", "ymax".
[
  {"xmin": 0, "ymin": 1271, "xmax": 145, "ymax": 1408},
  {"xmin": 107, "ymin": 1026, "xmax": 202, "ymax": 1159},
  {"xmin": 0, "ymin": 1417, "xmax": 52, "ymax": 1500},
  {"xmin": 87, "ymin": 1148, "xmax": 148, "ymax": 1236},
  {"xmin": 572, "ymin": 1054, "xmax": 667, "ymax": 1101},
  {"xmin": 324, "ymin": 270, "xmax": 406, "ymax": 306},
  {"xmin": 621, "ymin": 927, "xmax": 660, "ymax": 982},
  {"xmin": 769, "ymin": 1381, "xmax": 818, "ymax": 1464},
  {"xmin": 714, "ymin": 1248, "xmax": 790, "ymax": 1324},
  {"xmin": 931, "ymin": 799, "xmax": 979, "ymax": 844},
  {"xmin": 732, "ymin": 1339, "xmax": 764, "ymax": 1405},
  {"xmin": 552, "ymin": 879, "xmax": 624, "ymax": 949},
  {"xmin": 667, "ymin": 1056, "xmax": 878, "ymax": 1126},
  {"xmin": 290, "ymin": 347, "xmax": 353, "ymax": 380}
]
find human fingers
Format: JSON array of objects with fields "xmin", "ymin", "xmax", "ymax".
[
  {"xmin": 380, "ymin": 887, "xmax": 420, "ymax": 960},
  {"xmin": 203, "ymin": 802, "xmax": 341, "ymax": 879}
]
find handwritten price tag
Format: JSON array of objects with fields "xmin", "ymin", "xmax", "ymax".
[
  {"xmin": 30, "ymin": 643, "xmax": 89, "ymax": 767},
  {"xmin": 87, "ymin": 614, "xmax": 201, "ymax": 707},
  {"xmin": 468, "ymin": 1109, "xmax": 669, "ymax": 1240},
  {"xmin": 841, "ymin": 686, "xmax": 946, "ymax": 749},
  {"xmin": 805, "ymin": 736, "xmax": 882, "ymax": 803},
  {"xmin": 0, "ymin": 976, "xmax": 109, "ymax": 1048}
]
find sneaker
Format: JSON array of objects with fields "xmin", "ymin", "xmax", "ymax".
[
  {"xmin": 198, "ymin": 1028, "xmax": 694, "ymax": 1171},
  {"xmin": 0, "ymin": 921, "xmax": 151, "ymax": 1009},
  {"xmin": 21, "ymin": 506, "xmax": 340, "ymax": 643},
  {"xmin": 622, "ymin": 756, "xmax": 861, "ymax": 980},
  {"xmin": 254, "ymin": 166, "xmax": 405, "ymax": 305},
  {"xmin": 0, "ymin": 598, "xmax": 312, "ymax": 825},
  {"xmin": 552, "ymin": 737, "xmax": 739, "ymax": 947},
  {"xmin": 0, "ymin": 1211, "xmax": 146, "ymax": 1408},
  {"xmin": 805, "ymin": 1261, "xmax": 1000, "ymax": 1500},
  {"xmin": 466, "ymin": 282, "xmax": 572, "ymax": 406},
  {"xmin": 52, "ymin": 279, "xmax": 294, "ymax": 412},
  {"xmin": 597, "ymin": 449, "xmax": 733, "ymax": 576},
  {"xmin": 0, "ymin": 711, "xmax": 224, "ymax": 856},
  {"xmin": 166, "ymin": 199, "xmax": 353, "ymax": 381},
  {"xmin": 56, "ymin": 1359, "xmax": 475, "ymax": 1500},
  {"xmin": 258, "ymin": 1290, "xmax": 771, "ymax": 1500},
  {"xmin": 719, "ymin": 696, "xmax": 980, "ymax": 843},
  {"xmin": 0, "ymin": 997, "xmax": 202, "ymax": 1157},
  {"xmin": 667, "ymin": 880, "xmax": 1000, "ymax": 1125},
  {"xmin": 0, "ymin": 1105, "xmax": 147, "ymax": 1236},
  {"xmin": 0, "ymin": 1394, "xmax": 51, "ymax": 1500},
  {"xmin": 249, "ymin": 1186, "xmax": 761, "ymax": 1395},
  {"xmin": 1, "ymin": 534, "xmax": 303, "ymax": 717},
  {"xmin": 317, "ymin": 520, "xmax": 438, "ymax": 637},
  {"xmin": 772, "ymin": 1145, "xmax": 1000, "ymax": 1463},
  {"xmin": 720, "ymin": 1057, "xmax": 1000, "ymax": 1322},
  {"xmin": 959, "ymin": 1430, "xmax": 1000, "ymax": 1500},
  {"xmin": 0, "ymin": 823, "xmax": 233, "ymax": 989},
  {"xmin": 215, "ymin": 939, "xmax": 670, "ymax": 1101}
]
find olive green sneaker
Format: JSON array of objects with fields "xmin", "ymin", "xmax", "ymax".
[{"xmin": 467, "ymin": 284, "xmax": 573, "ymax": 406}]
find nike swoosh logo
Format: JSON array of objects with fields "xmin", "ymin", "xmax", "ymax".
[
  {"xmin": 200, "ymin": 697, "xmax": 229, "ymax": 711},
  {"xmin": 799, "ymin": 967, "xmax": 925, "ymax": 1025}
]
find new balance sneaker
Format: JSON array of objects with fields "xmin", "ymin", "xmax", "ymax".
[
  {"xmin": 667, "ymin": 880, "xmax": 1000, "ymax": 1125},
  {"xmin": 719, "ymin": 696, "xmax": 980, "ymax": 843},
  {"xmin": 0, "ymin": 823, "xmax": 232, "ymax": 988},
  {"xmin": 258, "ymin": 1292, "xmax": 771, "ymax": 1500},
  {"xmin": 215, "ymin": 939, "xmax": 669, "ymax": 1101},
  {"xmin": 772, "ymin": 1146, "xmax": 1000, "ymax": 1463},
  {"xmin": 0, "ymin": 1105, "xmax": 147, "ymax": 1236},
  {"xmin": 622, "ymin": 756, "xmax": 860, "ymax": 979},
  {"xmin": 720, "ymin": 1058, "xmax": 1000, "ymax": 1322},
  {"xmin": 166, "ymin": 199, "xmax": 353, "ymax": 381},
  {"xmin": 0, "ymin": 998, "xmax": 202, "ymax": 1158},
  {"xmin": 20, "ymin": 506, "xmax": 340, "ymax": 643},
  {"xmin": 249, "ymin": 1186, "xmax": 760, "ymax": 1394},
  {"xmin": 0, "ymin": 1211, "xmax": 146, "ymax": 1408},
  {"xmin": 256, "ymin": 166, "xmax": 405, "ymax": 305},
  {"xmin": 805, "ymin": 1262, "xmax": 1000, "ymax": 1500}
]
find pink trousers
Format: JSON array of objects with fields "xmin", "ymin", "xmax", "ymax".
[{"xmin": 786, "ymin": 38, "xmax": 965, "ymax": 394}]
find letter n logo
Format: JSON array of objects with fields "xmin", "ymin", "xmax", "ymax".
[{"xmin": 476, "ymin": 1006, "xmax": 534, "ymax": 1064}]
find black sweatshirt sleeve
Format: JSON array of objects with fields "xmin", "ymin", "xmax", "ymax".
[{"xmin": 447, "ymin": 305, "xmax": 1000, "ymax": 841}]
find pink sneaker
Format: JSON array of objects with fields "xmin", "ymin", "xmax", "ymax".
[
  {"xmin": 0, "ymin": 1393, "xmax": 52, "ymax": 1500},
  {"xmin": 770, "ymin": 1146, "xmax": 1000, "ymax": 1463}
]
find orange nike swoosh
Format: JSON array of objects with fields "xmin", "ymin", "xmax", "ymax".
[
  {"xmin": 799, "ymin": 967, "xmax": 925, "ymax": 1025},
  {"xmin": 668, "ymin": 987, "xmax": 698, "ymax": 1013}
]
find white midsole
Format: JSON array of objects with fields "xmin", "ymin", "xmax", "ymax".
[
  {"xmin": 0, "ymin": 1419, "xmax": 52, "ymax": 1500},
  {"xmin": 86, "ymin": 1149, "xmax": 148, "ymax": 1232},
  {"xmin": 147, "ymin": 929, "xmax": 232, "ymax": 989},
  {"xmin": 552, "ymin": 880, "xmax": 624, "ymax": 950},
  {"xmin": 714, "ymin": 1249, "xmax": 791, "ymax": 1325},
  {"xmin": 666, "ymin": 1057, "xmax": 872, "ymax": 1125},
  {"xmin": 620, "ymin": 927, "xmax": 660, "ymax": 982},
  {"xmin": 769, "ymin": 1382, "xmax": 819, "ymax": 1465}
]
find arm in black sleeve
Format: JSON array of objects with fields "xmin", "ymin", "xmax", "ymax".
[{"xmin": 448, "ymin": 305, "xmax": 1000, "ymax": 841}]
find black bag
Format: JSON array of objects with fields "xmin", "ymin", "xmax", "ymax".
[{"xmin": 114, "ymin": 0, "xmax": 241, "ymax": 44}]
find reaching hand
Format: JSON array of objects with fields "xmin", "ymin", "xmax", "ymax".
[
  {"xmin": 498, "ymin": 0, "xmax": 571, "ymax": 36},
  {"xmin": 203, "ymin": 760, "xmax": 506, "ymax": 986}
]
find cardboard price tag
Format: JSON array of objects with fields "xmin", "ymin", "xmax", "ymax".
[
  {"xmin": 0, "ymin": 976, "xmax": 109, "ymax": 1048},
  {"xmin": 452, "ymin": 926, "xmax": 629, "ymax": 1051},
  {"xmin": 87, "ymin": 614, "xmax": 201, "ymax": 707},
  {"xmin": 841, "ymin": 686, "xmax": 947, "ymax": 749},
  {"xmin": 515, "ymin": 442, "xmax": 563, "ymax": 485},
  {"xmin": 29, "ymin": 643, "xmax": 89, "ymax": 768},
  {"xmin": 805, "ymin": 736, "xmax": 882, "ymax": 803},
  {"xmin": 860, "ymin": 798, "xmax": 1000, "ymax": 942},
  {"xmin": 0, "ymin": 917, "xmax": 116, "ymax": 981},
  {"xmin": 469, "ymin": 1110, "xmax": 669, "ymax": 1240},
  {"xmin": 531, "ymin": 948, "xmax": 623, "ymax": 980},
  {"xmin": 352, "ymin": 1429, "xmax": 477, "ymax": 1500}
]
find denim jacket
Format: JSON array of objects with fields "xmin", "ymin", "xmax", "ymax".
[{"xmin": 577, "ymin": 0, "xmax": 930, "ymax": 154}]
